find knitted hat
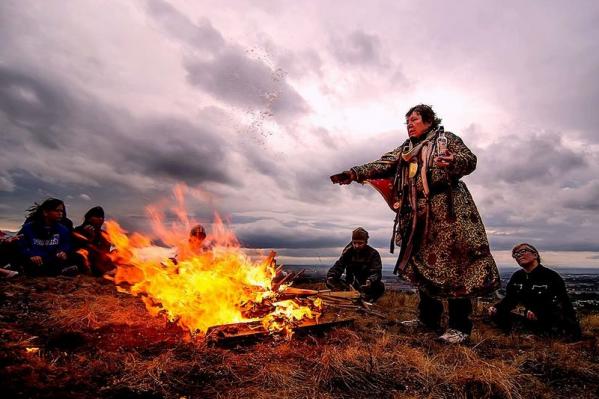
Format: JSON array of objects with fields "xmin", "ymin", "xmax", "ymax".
[
  {"xmin": 84, "ymin": 206, "xmax": 104, "ymax": 220},
  {"xmin": 352, "ymin": 227, "xmax": 369, "ymax": 241},
  {"xmin": 190, "ymin": 224, "xmax": 206, "ymax": 238},
  {"xmin": 512, "ymin": 242, "xmax": 541, "ymax": 262}
]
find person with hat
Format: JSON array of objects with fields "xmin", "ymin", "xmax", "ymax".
[
  {"xmin": 488, "ymin": 243, "xmax": 581, "ymax": 340},
  {"xmin": 326, "ymin": 227, "xmax": 385, "ymax": 303},
  {"xmin": 189, "ymin": 224, "xmax": 208, "ymax": 254},
  {"xmin": 330, "ymin": 104, "xmax": 499, "ymax": 343},
  {"xmin": 73, "ymin": 206, "xmax": 114, "ymax": 275}
]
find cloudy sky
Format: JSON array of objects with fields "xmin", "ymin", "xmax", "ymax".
[{"xmin": 1, "ymin": 0, "xmax": 598, "ymax": 267}]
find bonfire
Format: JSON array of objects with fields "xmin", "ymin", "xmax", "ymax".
[{"xmin": 102, "ymin": 187, "xmax": 329, "ymax": 340}]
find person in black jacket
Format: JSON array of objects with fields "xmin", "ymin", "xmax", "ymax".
[
  {"xmin": 326, "ymin": 227, "xmax": 385, "ymax": 302},
  {"xmin": 72, "ymin": 206, "xmax": 114, "ymax": 275},
  {"xmin": 488, "ymin": 243, "xmax": 581, "ymax": 340}
]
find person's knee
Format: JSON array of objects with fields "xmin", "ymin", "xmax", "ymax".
[
  {"xmin": 326, "ymin": 277, "xmax": 347, "ymax": 291},
  {"xmin": 490, "ymin": 309, "xmax": 513, "ymax": 332},
  {"xmin": 364, "ymin": 281, "xmax": 385, "ymax": 302}
]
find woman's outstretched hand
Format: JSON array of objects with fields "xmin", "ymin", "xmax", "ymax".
[{"xmin": 330, "ymin": 170, "xmax": 355, "ymax": 185}]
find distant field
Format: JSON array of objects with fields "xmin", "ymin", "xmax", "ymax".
[{"xmin": 284, "ymin": 264, "xmax": 599, "ymax": 312}]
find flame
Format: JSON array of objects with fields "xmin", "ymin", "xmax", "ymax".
[
  {"xmin": 261, "ymin": 299, "xmax": 322, "ymax": 337},
  {"xmin": 104, "ymin": 186, "xmax": 321, "ymax": 337}
]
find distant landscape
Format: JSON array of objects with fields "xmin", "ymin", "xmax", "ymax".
[{"xmin": 285, "ymin": 264, "xmax": 599, "ymax": 312}]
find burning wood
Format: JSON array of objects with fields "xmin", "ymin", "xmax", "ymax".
[
  {"xmin": 206, "ymin": 316, "xmax": 355, "ymax": 344},
  {"xmin": 102, "ymin": 192, "xmax": 331, "ymax": 339},
  {"xmin": 93, "ymin": 187, "xmax": 393, "ymax": 341}
]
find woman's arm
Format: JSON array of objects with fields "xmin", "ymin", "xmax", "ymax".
[{"xmin": 350, "ymin": 147, "xmax": 403, "ymax": 182}]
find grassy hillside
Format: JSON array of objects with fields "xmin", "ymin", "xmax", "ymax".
[{"xmin": 1, "ymin": 276, "xmax": 597, "ymax": 398}]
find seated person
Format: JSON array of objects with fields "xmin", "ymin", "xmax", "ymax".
[
  {"xmin": 0, "ymin": 268, "xmax": 19, "ymax": 278},
  {"xmin": 189, "ymin": 224, "xmax": 209, "ymax": 254},
  {"xmin": 73, "ymin": 206, "xmax": 114, "ymax": 275},
  {"xmin": 169, "ymin": 224, "xmax": 210, "ymax": 265},
  {"xmin": 1, "ymin": 231, "xmax": 21, "ymax": 278},
  {"xmin": 488, "ymin": 243, "xmax": 581, "ymax": 341},
  {"xmin": 326, "ymin": 227, "xmax": 385, "ymax": 302},
  {"xmin": 17, "ymin": 198, "xmax": 75, "ymax": 276}
]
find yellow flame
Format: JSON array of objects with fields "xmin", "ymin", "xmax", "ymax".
[{"xmin": 104, "ymin": 186, "xmax": 320, "ymax": 336}]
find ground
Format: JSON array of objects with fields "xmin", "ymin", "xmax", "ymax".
[{"xmin": 0, "ymin": 276, "xmax": 598, "ymax": 399}]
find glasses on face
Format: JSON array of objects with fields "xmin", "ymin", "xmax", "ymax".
[{"xmin": 512, "ymin": 248, "xmax": 535, "ymax": 258}]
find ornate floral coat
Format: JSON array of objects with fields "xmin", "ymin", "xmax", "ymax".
[{"xmin": 351, "ymin": 130, "xmax": 500, "ymax": 298}]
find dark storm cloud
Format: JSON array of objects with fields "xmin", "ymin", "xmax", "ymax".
[
  {"xmin": 491, "ymin": 231, "xmax": 599, "ymax": 253},
  {"xmin": 561, "ymin": 182, "xmax": 599, "ymax": 211},
  {"xmin": 329, "ymin": 30, "xmax": 386, "ymax": 67},
  {"xmin": 471, "ymin": 131, "xmax": 586, "ymax": 184},
  {"xmin": 145, "ymin": 0, "xmax": 225, "ymax": 52},
  {"xmin": 238, "ymin": 232, "xmax": 343, "ymax": 249},
  {"xmin": 0, "ymin": 67, "xmax": 71, "ymax": 148},
  {"xmin": 184, "ymin": 49, "xmax": 308, "ymax": 118},
  {"xmin": 281, "ymin": 129, "xmax": 401, "ymax": 204},
  {"xmin": 464, "ymin": 127, "xmax": 599, "ymax": 252},
  {"xmin": 238, "ymin": 230, "xmax": 392, "ymax": 254},
  {"xmin": 122, "ymin": 119, "xmax": 233, "ymax": 185},
  {"xmin": 145, "ymin": 0, "xmax": 309, "ymax": 119},
  {"xmin": 480, "ymin": 206, "xmax": 599, "ymax": 252},
  {"xmin": 0, "ymin": 66, "xmax": 235, "ymax": 202},
  {"xmin": 237, "ymin": 143, "xmax": 280, "ymax": 178},
  {"xmin": 272, "ymin": 48, "xmax": 323, "ymax": 80},
  {"xmin": 0, "ymin": 170, "xmax": 157, "ymax": 230}
]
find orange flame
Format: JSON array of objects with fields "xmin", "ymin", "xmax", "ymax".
[{"xmin": 104, "ymin": 186, "xmax": 321, "ymax": 336}]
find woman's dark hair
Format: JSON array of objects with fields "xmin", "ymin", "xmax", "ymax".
[
  {"xmin": 25, "ymin": 198, "xmax": 65, "ymax": 223},
  {"xmin": 405, "ymin": 104, "xmax": 442, "ymax": 128}
]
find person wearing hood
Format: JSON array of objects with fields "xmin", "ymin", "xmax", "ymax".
[
  {"xmin": 73, "ymin": 206, "xmax": 114, "ymax": 275},
  {"xmin": 331, "ymin": 104, "xmax": 500, "ymax": 343},
  {"xmin": 326, "ymin": 227, "xmax": 385, "ymax": 303}
]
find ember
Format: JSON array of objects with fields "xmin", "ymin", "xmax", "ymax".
[{"xmin": 104, "ymin": 188, "xmax": 322, "ymax": 337}]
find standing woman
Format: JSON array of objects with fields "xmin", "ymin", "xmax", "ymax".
[
  {"xmin": 331, "ymin": 104, "xmax": 500, "ymax": 343},
  {"xmin": 18, "ymin": 198, "xmax": 74, "ymax": 276}
]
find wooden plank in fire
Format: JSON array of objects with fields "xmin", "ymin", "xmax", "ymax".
[
  {"xmin": 317, "ymin": 291, "xmax": 361, "ymax": 300},
  {"xmin": 205, "ymin": 316, "xmax": 354, "ymax": 344},
  {"xmin": 278, "ymin": 287, "xmax": 361, "ymax": 301}
]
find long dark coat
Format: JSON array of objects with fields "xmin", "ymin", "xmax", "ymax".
[{"xmin": 351, "ymin": 130, "xmax": 500, "ymax": 298}]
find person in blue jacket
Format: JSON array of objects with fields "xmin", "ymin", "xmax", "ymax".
[{"xmin": 18, "ymin": 198, "xmax": 74, "ymax": 276}]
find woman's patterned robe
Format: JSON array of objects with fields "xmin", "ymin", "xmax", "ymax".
[{"xmin": 351, "ymin": 131, "xmax": 500, "ymax": 298}]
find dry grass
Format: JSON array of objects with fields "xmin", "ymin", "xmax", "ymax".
[{"xmin": 0, "ymin": 276, "xmax": 597, "ymax": 399}]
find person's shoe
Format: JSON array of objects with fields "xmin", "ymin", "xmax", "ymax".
[
  {"xmin": 60, "ymin": 265, "xmax": 79, "ymax": 276},
  {"xmin": 400, "ymin": 319, "xmax": 425, "ymax": 328},
  {"xmin": 5, "ymin": 270, "xmax": 19, "ymax": 279},
  {"xmin": 438, "ymin": 328, "xmax": 469, "ymax": 344}
]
